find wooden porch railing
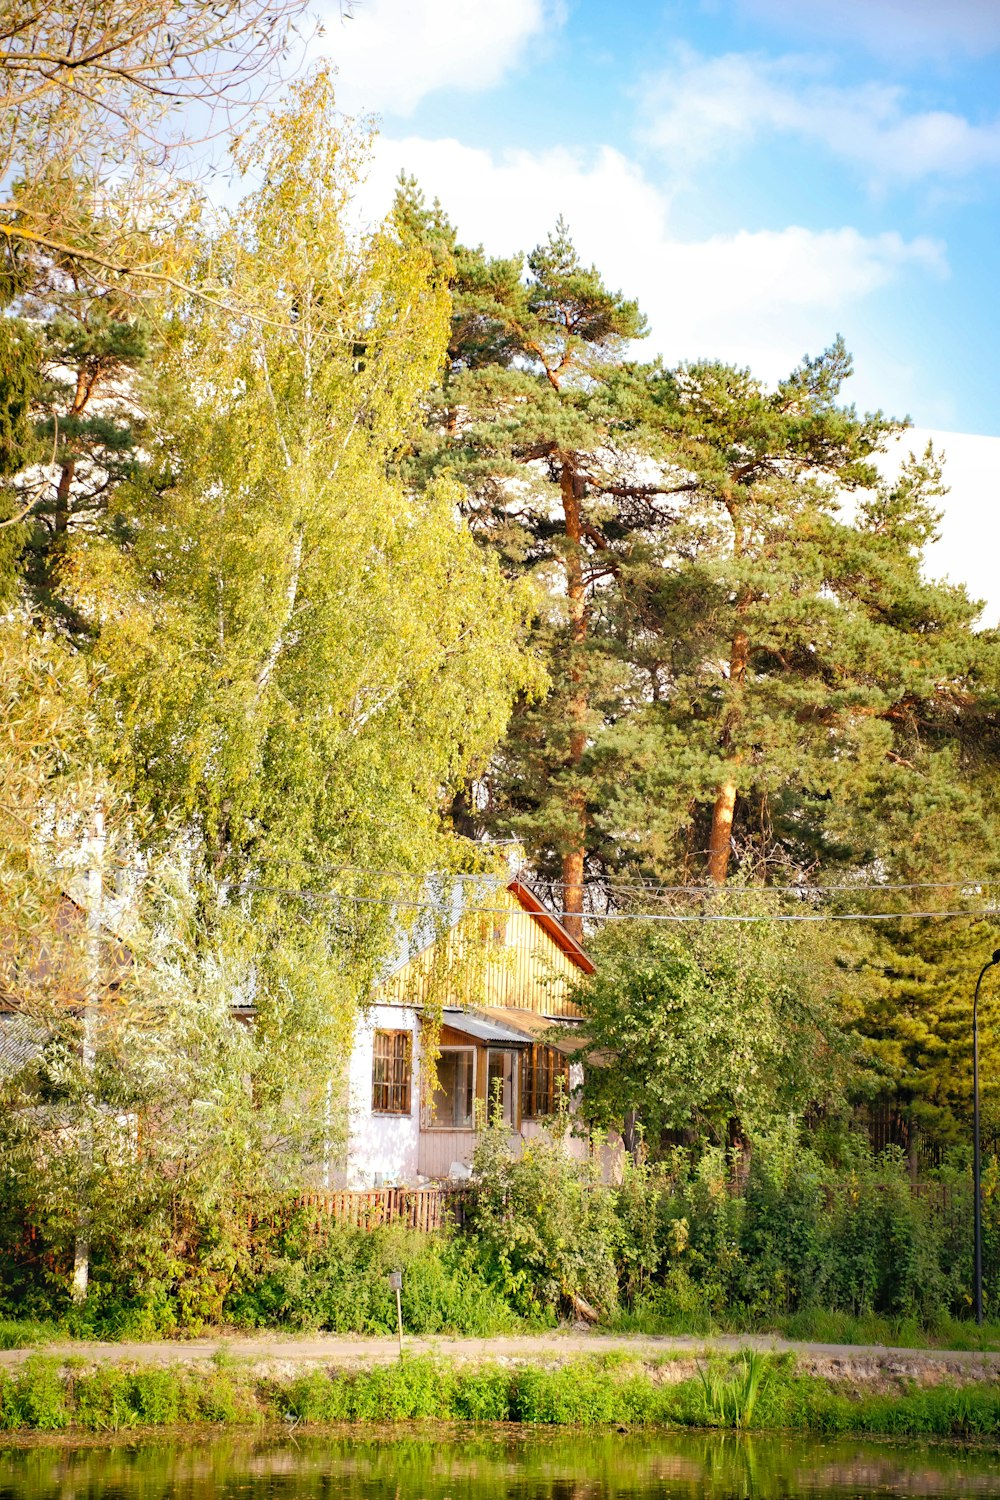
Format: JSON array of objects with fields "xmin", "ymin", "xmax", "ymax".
[{"xmin": 299, "ymin": 1186, "xmax": 472, "ymax": 1234}]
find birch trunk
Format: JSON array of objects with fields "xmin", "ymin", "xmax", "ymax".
[{"xmin": 71, "ymin": 807, "xmax": 104, "ymax": 1304}]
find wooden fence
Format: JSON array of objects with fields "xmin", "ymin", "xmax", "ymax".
[
  {"xmin": 299, "ymin": 1186, "xmax": 472, "ymax": 1235},
  {"xmin": 299, "ymin": 1176, "xmax": 970, "ymax": 1239}
]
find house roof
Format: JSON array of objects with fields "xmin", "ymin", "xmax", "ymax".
[
  {"xmin": 466, "ymin": 1004, "xmax": 584, "ymax": 1056},
  {"xmin": 441, "ymin": 1007, "xmax": 532, "ymax": 1047}
]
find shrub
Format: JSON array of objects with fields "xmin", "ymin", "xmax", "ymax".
[
  {"xmin": 225, "ymin": 1222, "xmax": 520, "ymax": 1335},
  {"xmin": 465, "ymin": 1111, "xmax": 620, "ymax": 1319}
]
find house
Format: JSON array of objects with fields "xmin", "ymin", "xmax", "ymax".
[{"xmin": 342, "ymin": 877, "xmax": 596, "ymax": 1187}]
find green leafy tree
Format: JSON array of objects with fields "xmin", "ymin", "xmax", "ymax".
[
  {"xmin": 1, "ymin": 0, "xmax": 307, "ymax": 283},
  {"xmin": 76, "ymin": 73, "xmax": 536, "ymax": 1006},
  {"xmin": 572, "ymin": 912, "xmax": 863, "ymax": 1150}
]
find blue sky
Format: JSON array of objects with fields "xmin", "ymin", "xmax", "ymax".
[{"xmin": 311, "ymin": 0, "xmax": 1000, "ymax": 616}]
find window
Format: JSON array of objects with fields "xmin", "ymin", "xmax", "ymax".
[
  {"xmin": 486, "ymin": 1047, "xmax": 518, "ymax": 1126},
  {"xmin": 430, "ymin": 1047, "xmax": 475, "ymax": 1128},
  {"xmin": 521, "ymin": 1044, "xmax": 569, "ymax": 1120},
  {"xmin": 372, "ymin": 1030, "xmax": 411, "ymax": 1114}
]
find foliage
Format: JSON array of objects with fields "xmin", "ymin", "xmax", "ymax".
[
  {"xmin": 0, "ymin": 76, "xmax": 537, "ymax": 1317},
  {"xmin": 402, "ymin": 183, "xmax": 1000, "ymax": 908},
  {"xmin": 572, "ymin": 915, "xmax": 863, "ymax": 1145},
  {"xmin": 465, "ymin": 1107, "xmax": 621, "ymax": 1318},
  {"xmin": 696, "ymin": 1350, "xmax": 771, "ymax": 1429},
  {"xmin": 4, "ymin": 1351, "xmax": 1000, "ymax": 1437},
  {"xmin": 225, "ymin": 1221, "xmax": 522, "ymax": 1337},
  {"xmin": 86, "ymin": 72, "xmax": 536, "ymax": 991},
  {"xmin": 861, "ymin": 916, "xmax": 1000, "ymax": 1147},
  {"xmin": 0, "ymin": 1318, "xmax": 60, "ymax": 1350},
  {"xmin": 1, "ymin": 0, "xmax": 307, "ymax": 286}
]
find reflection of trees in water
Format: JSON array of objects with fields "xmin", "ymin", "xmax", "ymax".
[{"xmin": 1, "ymin": 1432, "xmax": 999, "ymax": 1500}]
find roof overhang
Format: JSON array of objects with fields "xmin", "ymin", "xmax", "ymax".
[
  {"xmin": 440, "ymin": 1007, "xmax": 532, "ymax": 1047},
  {"xmin": 471, "ymin": 1005, "xmax": 584, "ymax": 1057}
]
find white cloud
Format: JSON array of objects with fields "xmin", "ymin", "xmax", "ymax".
[
  {"xmin": 879, "ymin": 429, "xmax": 1000, "ymax": 627},
  {"xmin": 362, "ymin": 135, "xmax": 945, "ymax": 382},
  {"xmin": 312, "ymin": 0, "xmax": 561, "ymax": 117},
  {"xmin": 640, "ymin": 49, "xmax": 1000, "ymax": 185},
  {"xmin": 736, "ymin": 0, "xmax": 1000, "ymax": 59}
]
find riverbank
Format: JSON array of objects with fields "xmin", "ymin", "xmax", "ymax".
[{"xmin": 2, "ymin": 1340, "xmax": 1000, "ymax": 1440}]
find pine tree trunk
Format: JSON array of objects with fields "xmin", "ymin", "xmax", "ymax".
[
  {"xmin": 54, "ymin": 457, "xmax": 74, "ymax": 536},
  {"xmin": 707, "ymin": 623, "xmax": 749, "ymax": 885},
  {"xmin": 562, "ymin": 842, "xmax": 584, "ymax": 941},
  {"xmin": 707, "ymin": 779, "xmax": 738, "ymax": 885},
  {"xmin": 561, "ymin": 461, "xmax": 588, "ymax": 941}
]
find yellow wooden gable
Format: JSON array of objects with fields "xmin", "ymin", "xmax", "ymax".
[{"xmin": 378, "ymin": 880, "xmax": 590, "ymax": 1019}]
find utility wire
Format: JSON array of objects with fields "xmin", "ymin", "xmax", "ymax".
[
  {"xmin": 214, "ymin": 856, "xmax": 1000, "ymax": 897},
  {"xmin": 237, "ymin": 886, "xmax": 1000, "ymax": 924}
]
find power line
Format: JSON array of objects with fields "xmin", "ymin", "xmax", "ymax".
[
  {"xmin": 238, "ymin": 886, "xmax": 1000, "ymax": 924},
  {"xmin": 219, "ymin": 856, "xmax": 1000, "ymax": 897}
]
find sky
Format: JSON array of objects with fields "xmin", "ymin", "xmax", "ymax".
[{"xmin": 308, "ymin": 0, "xmax": 1000, "ymax": 621}]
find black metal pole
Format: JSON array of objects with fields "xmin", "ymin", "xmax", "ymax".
[{"xmin": 972, "ymin": 953, "xmax": 999, "ymax": 1327}]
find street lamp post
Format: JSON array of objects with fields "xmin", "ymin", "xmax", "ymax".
[{"xmin": 973, "ymin": 950, "xmax": 1000, "ymax": 1327}]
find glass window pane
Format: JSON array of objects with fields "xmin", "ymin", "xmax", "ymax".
[
  {"xmin": 487, "ymin": 1048, "xmax": 516, "ymax": 1125},
  {"xmin": 433, "ymin": 1049, "xmax": 474, "ymax": 1127}
]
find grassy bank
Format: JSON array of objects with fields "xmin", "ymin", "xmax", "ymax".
[{"xmin": 2, "ymin": 1353, "xmax": 1000, "ymax": 1440}]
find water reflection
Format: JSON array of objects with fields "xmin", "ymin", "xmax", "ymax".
[{"xmin": 1, "ymin": 1430, "xmax": 999, "ymax": 1500}]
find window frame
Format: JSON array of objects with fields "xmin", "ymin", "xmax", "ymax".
[
  {"xmin": 426, "ymin": 1044, "xmax": 477, "ymax": 1130},
  {"xmin": 486, "ymin": 1046, "xmax": 520, "ymax": 1128},
  {"xmin": 520, "ymin": 1043, "xmax": 569, "ymax": 1121},
  {"xmin": 371, "ymin": 1028, "xmax": 412, "ymax": 1116}
]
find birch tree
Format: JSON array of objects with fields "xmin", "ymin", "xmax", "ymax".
[
  {"xmin": 82, "ymin": 71, "xmax": 534, "ymax": 967},
  {"xmin": 1, "ymin": 0, "xmax": 309, "ymax": 282}
]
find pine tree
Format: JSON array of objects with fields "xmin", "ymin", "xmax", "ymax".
[
  {"xmin": 599, "ymin": 349, "xmax": 1000, "ymax": 887},
  {"xmin": 403, "ymin": 183, "xmax": 1000, "ymax": 907},
  {"xmin": 401, "ymin": 187, "xmax": 690, "ymax": 934}
]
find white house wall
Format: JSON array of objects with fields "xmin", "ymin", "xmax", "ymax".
[{"xmin": 345, "ymin": 1003, "xmax": 421, "ymax": 1188}]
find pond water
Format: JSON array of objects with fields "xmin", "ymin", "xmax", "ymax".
[{"xmin": 1, "ymin": 1430, "xmax": 999, "ymax": 1500}]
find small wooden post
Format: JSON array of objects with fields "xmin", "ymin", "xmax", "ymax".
[{"xmin": 389, "ymin": 1269, "xmax": 403, "ymax": 1358}]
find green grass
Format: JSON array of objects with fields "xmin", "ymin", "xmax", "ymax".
[
  {"xmin": 1, "ymin": 1353, "xmax": 1000, "ymax": 1439},
  {"xmin": 0, "ymin": 1318, "xmax": 62, "ymax": 1351}
]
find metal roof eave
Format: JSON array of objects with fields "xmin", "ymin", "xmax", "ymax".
[{"xmin": 439, "ymin": 1007, "xmax": 532, "ymax": 1047}]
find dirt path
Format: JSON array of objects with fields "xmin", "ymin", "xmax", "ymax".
[{"xmin": 3, "ymin": 1330, "xmax": 999, "ymax": 1385}]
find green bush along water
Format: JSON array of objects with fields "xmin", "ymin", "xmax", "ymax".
[{"xmin": 2, "ymin": 1353, "xmax": 1000, "ymax": 1440}]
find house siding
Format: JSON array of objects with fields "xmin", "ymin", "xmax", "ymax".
[
  {"xmin": 343, "ymin": 884, "xmax": 603, "ymax": 1189},
  {"xmin": 379, "ymin": 890, "xmax": 583, "ymax": 1018}
]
